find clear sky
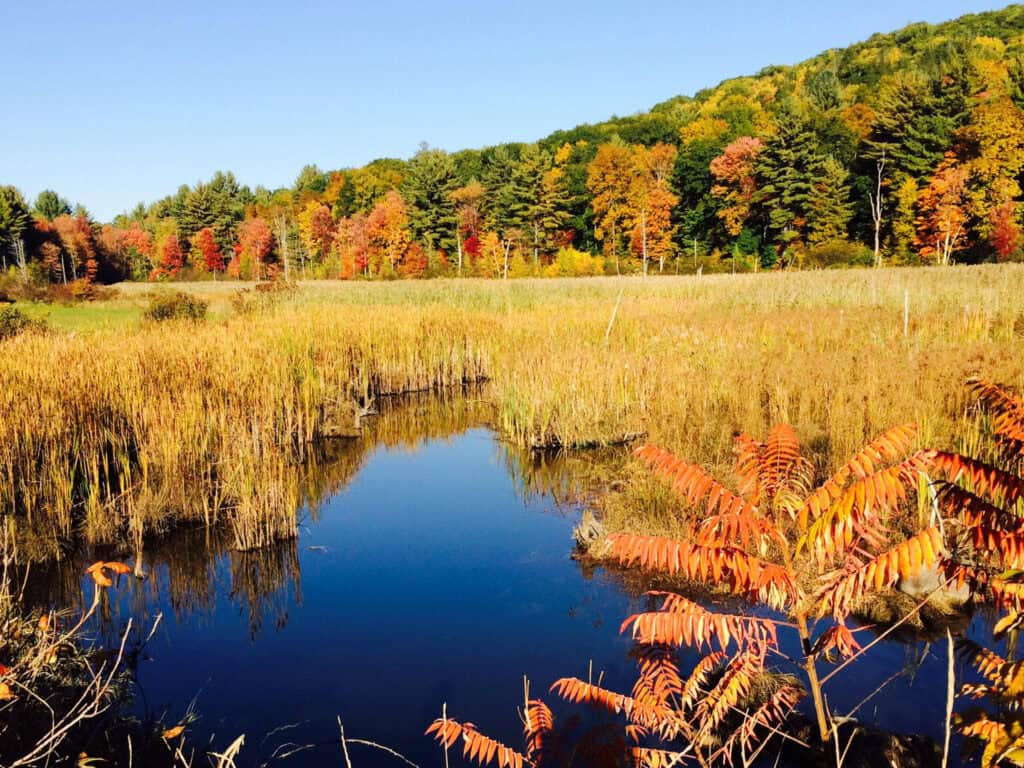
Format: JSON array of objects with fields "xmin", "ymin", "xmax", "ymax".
[{"xmin": 0, "ymin": 0, "xmax": 1008, "ymax": 220}]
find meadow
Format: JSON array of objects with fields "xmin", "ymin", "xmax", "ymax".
[{"xmin": 4, "ymin": 265, "xmax": 1023, "ymax": 561}]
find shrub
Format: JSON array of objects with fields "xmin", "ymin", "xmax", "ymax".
[
  {"xmin": 543, "ymin": 247, "xmax": 605, "ymax": 278},
  {"xmin": 802, "ymin": 239, "xmax": 874, "ymax": 269},
  {"xmin": 45, "ymin": 278, "xmax": 118, "ymax": 304},
  {"xmin": 142, "ymin": 292, "xmax": 208, "ymax": 322},
  {"xmin": 230, "ymin": 281, "xmax": 296, "ymax": 314},
  {"xmin": 0, "ymin": 306, "xmax": 48, "ymax": 341}
]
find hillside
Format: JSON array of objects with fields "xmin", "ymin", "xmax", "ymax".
[{"xmin": 4, "ymin": 4, "xmax": 1024, "ymax": 284}]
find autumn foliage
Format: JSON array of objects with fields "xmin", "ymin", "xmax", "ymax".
[
  {"xmin": 192, "ymin": 227, "xmax": 224, "ymax": 274},
  {"xmin": 151, "ymin": 233, "xmax": 183, "ymax": 279},
  {"xmin": 912, "ymin": 380, "xmax": 1024, "ymax": 766},
  {"xmin": 428, "ymin": 421, "xmax": 949, "ymax": 766}
]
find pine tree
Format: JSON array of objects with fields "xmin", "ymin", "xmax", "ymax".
[
  {"xmin": 33, "ymin": 190, "xmax": 71, "ymax": 222},
  {"xmin": 402, "ymin": 145, "xmax": 459, "ymax": 255},
  {"xmin": 480, "ymin": 145, "xmax": 520, "ymax": 233},
  {"xmin": 0, "ymin": 186, "xmax": 31, "ymax": 267},
  {"xmin": 754, "ymin": 113, "xmax": 825, "ymax": 248},
  {"xmin": 509, "ymin": 143, "xmax": 569, "ymax": 267},
  {"xmin": 179, "ymin": 181, "xmax": 240, "ymax": 253},
  {"xmin": 807, "ymin": 157, "xmax": 854, "ymax": 246},
  {"xmin": 865, "ymin": 69, "xmax": 968, "ymax": 182}
]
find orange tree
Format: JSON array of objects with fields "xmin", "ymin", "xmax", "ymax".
[{"xmin": 428, "ymin": 423, "xmax": 945, "ymax": 766}]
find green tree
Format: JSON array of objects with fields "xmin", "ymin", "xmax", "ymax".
[
  {"xmin": 805, "ymin": 68, "xmax": 841, "ymax": 111},
  {"xmin": 0, "ymin": 186, "xmax": 31, "ymax": 271},
  {"xmin": 509, "ymin": 143, "xmax": 569, "ymax": 266},
  {"xmin": 293, "ymin": 164, "xmax": 329, "ymax": 196},
  {"xmin": 480, "ymin": 144, "xmax": 520, "ymax": 233},
  {"xmin": 402, "ymin": 144, "xmax": 459, "ymax": 255},
  {"xmin": 33, "ymin": 190, "xmax": 71, "ymax": 221},
  {"xmin": 808, "ymin": 157, "xmax": 854, "ymax": 245},
  {"xmin": 178, "ymin": 178, "xmax": 242, "ymax": 252},
  {"xmin": 754, "ymin": 112, "xmax": 825, "ymax": 249},
  {"xmin": 865, "ymin": 69, "xmax": 968, "ymax": 182}
]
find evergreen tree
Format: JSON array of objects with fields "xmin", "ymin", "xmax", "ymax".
[
  {"xmin": 402, "ymin": 145, "xmax": 459, "ymax": 255},
  {"xmin": 865, "ymin": 69, "xmax": 968, "ymax": 182},
  {"xmin": 178, "ymin": 179, "xmax": 241, "ymax": 252},
  {"xmin": 33, "ymin": 190, "xmax": 71, "ymax": 221},
  {"xmin": 808, "ymin": 157, "xmax": 854, "ymax": 245},
  {"xmin": 509, "ymin": 143, "xmax": 569, "ymax": 264},
  {"xmin": 0, "ymin": 186, "xmax": 31, "ymax": 267},
  {"xmin": 480, "ymin": 145, "xmax": 520, "ymax": 233},
  {"xmin": 293, "ymin": 164, "xmax": 329, "ymax": 195},
  {"xmin": 754, "ymin": 113, "xmax": 825, "ymax": 247}
]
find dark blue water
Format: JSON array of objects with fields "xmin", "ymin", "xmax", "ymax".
[
  {"xmin": 85, "ymin": 428, "xmax": 639, "ymax": 765},
  {"xmin": 54, "ymin": 423, "xmax": 996, "ymax": 766}
]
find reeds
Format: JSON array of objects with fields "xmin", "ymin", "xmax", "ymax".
[{"xmin": 4, "ymin": 265, "xmax": 1024, "ymax": 558}]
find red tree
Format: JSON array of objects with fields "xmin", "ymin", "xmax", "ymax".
[
  {"xmin": 193, "ymin": 227, "xmax": 224, "ymax": 274},
  {"xmin": 463, "ymin": 234, "xmax": 481, "ymax": 259},
  {"xmin": 53, "ymin": 213, "xmax": 99, "ymax": 281},
  {"xmin": 709, "ymin": 136, "xmax": 764, "ymax": 237},
  {"xmin": 237, "ymin": 217, "xmax": 274, "ymax": 278},
  {"xmin": 152, "ymin": 234, "xmax": 183, "ymax": 279},
  {"xmin": 989, "ymin": 199, "xmax": 1021, "ymax": 261}
]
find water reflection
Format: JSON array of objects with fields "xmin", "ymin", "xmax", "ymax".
[
  {"xmin": 18, "ymin": 394, "xmax": 998, "ymax": 767},
  {"xmin": 30, "ymin": 392, "xmax": 596, "ymax": 632}
]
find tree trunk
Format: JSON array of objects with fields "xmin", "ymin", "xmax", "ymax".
[
  {"xmin": 532, "ymin": 221, "xmax": 540, "ymax": 272},
  {"xmin": 612, "ymin": 221, "xmax": 620, "ymax": 275},
  {"xmin": 13, "ymin": 238, "xmax": 27, "ymax": 281},
  {"xmin": 870, "ymin": 151, "xmax": 886, "ymax": 268},
  {"xmin": 796, "ymin": 610, "xmax": 831, "ymax": 743},
  {"xmin": 641, "ymin": 208, "xmax": 648, "ymax": 277},
  {"xmin": 276, "ymin": 214, "xmax": 289, "ymax": 281}
]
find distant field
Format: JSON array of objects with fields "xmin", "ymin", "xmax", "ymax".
[{"xmin": 4, "ymin": 265, "xmax": 1024, "ymax": 555}]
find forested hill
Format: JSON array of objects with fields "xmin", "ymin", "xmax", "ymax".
[{"xmin": 4, "ymin": 5, "xmax": 1024, "ymax": 284}]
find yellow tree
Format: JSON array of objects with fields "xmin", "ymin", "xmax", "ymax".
[
  {"xmin": 629, "ymin": 143, "xmax": 679, "ymax": 273},
  {"xmin": 366, "ymin": 190, "xmax": 411, "ymax": 276},
  {"xmin": 958, "ymin": 96, "xmax": 1024, "ymax": 249},
  {"xmin": 586, "ymin": 142, "xmax": 634, "ymax": 274},
  {"xmin": 890, "ymin": 176, "xmax": 919, "ymax": 263},
  {"xmin": 474, "ymin": 230, "xmax": 511, "ymax": 279},
  {"xmin": 297, "ymin": 201, "xmax": 335, "ymax": 269}
]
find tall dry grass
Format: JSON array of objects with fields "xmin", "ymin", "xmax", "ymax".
[{"xmin": 4, "ymin": 265, "xmax": 1023, "ymax": 557}]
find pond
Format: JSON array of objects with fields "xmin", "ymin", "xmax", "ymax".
[{"xmin": 29, "ymin": 398, "xmax": 997, "ymax": 766}]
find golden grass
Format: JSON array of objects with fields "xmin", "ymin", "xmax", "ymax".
[{"xmin": 4, "ymin": 265, "xmax": 1024, "ymax": 558}]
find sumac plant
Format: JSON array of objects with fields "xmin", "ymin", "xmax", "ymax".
[
  {"xmin": 930, "ymin": 379, "xmax": 1024, "ymax": 767},
  {"xmin": 429, "ymin": 423, "xmax": 946, "ymax": 766}
]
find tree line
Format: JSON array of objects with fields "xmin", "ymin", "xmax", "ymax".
[{"xmin": 4, "ymin": 5, "xmax": 1024, "ymax": 285}]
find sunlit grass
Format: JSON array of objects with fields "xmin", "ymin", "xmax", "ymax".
[{"xmin": 4, "ymin": 265, "xmax": 1024, "ymax": 557}]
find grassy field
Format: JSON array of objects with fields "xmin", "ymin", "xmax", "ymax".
[{"xmin": 5, "ymin": 266, "xmax": 1024, "ymax": 558}]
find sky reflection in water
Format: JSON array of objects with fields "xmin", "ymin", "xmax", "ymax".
[{"xmin": 46, "ymin": 411, "xmax": 996, "ymax": 766}]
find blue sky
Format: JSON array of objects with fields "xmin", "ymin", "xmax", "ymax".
[{"xmin": 0, "ymin": 0, "xmax": 1007, "ymax": 220}]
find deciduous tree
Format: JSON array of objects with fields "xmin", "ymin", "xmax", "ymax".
[
  {"xmin": 237, "ymin": 217, "xmax": 274, "ymax": 280},
  {"xmin": 710, "ymin": 136, "xmax": 764, "ymax": 237},
  {"xmin": 152, "ymin": 233, "xmax": 183, "ymax": 279},
  {"xmin": 192, "ymin": 227, "xmax": 224, "ymax": 275},
  {"xmin": 587, "ymin": 142, "xmax": 635, "ymax": 273},
  {"xmin": 916, "ymin": 153, "xmax": 970, "ymax": 264}
]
